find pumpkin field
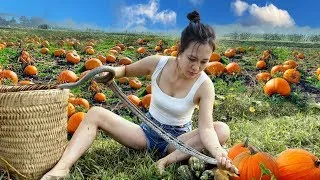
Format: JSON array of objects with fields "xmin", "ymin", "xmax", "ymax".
[{"xmin": 0, "ymin": 27, "xmax": 320, "ymax": 179}]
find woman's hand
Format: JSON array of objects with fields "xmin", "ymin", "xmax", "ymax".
[{"xmin": 213, "ymin": 147, "xmax": 239, "ymax": 175}]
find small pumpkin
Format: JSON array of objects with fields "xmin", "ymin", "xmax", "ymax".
[
  {"xmin": 112, "ymin": 46, "xmax": 121, "ymax": 52},
  {"xmin": 54, "ymin": 49, "xmax": 66, "ymax": 57},
  {"xmin": 19, "ymin": 80, "xmax": 34, "ymax": 85},
  {"xmin": 236, "ymin": 47, "xmax": 245, "ymax": 53},
  {"xmin": 205, "ymin": 62, "xmax": 225, "ymax": 76},
  {"xmin": 129, "ymin": 78, "xmax": 142, "ymax": 89},
  {"xmin": 137, "ymin": 47, "xmax": 146, "ymax": 54},
  {"xmin": 94, "ymin": 92, "xmax": 106, "ymax": 102},
  {"xmin": 106, "ymin": 54, "xmax": 116, "ymax": 63},
  {"xmin": 263, "ymin": 78, "xmax": 291, "ymax": 96},
  {"xmin": 283, "ymin": 60, "xmax": 297, "ymax": 69},
  {"xmin": 86, "ymin": 48, "xmax": 95, "ymax": 55},
  {"xmin": 66, "ymin": 52, "xmax": 81, "ymax": 64},
  {"xmin": 73, "ymin": 98, "xmax": 90, "ymax": 110},
  {"xmin": 188, "ymin": 156, "xmax": 206, "ymax": 177},
  {"xmin": 119, "ymin": 57, "xmax": 132, "ymax": 65},
  {"xmin": 109, "ymin": 49, "xmax": 118, "ymax": 55},
  {"xmin": 155, "ymin": 45, "xmax": 161, "ymax": 51},
  {"xmin": 141, "ymin": 94, "xmax": 151, "ymax": 109},
  {"xmin": 85, "ymin": 58, "xmax": 103, "ymax": 70},
  {"xmin": 316, "ymin": 67, "xmax": 320, "ymax": 75},
  {"xmin": 57, "ymin": 70, "xmax": 78, "ymax": 83},
  {"xmin": 270, "ymin": 65, "xmax": 286, "ymax": 76},
  {"xmin": 67, "ymin": 112, "xmax": 86, "ymax": 134},
  {"xmin": 146, "ymin": 84, "xmax": 152, "ymax": 94},
  {"xmin": 146, "ymin": 74, "xmax": 152, "ymax": 80},
  {"xmin": 209, "ymin": 52, "xmax": 221, "ymax": 62},
  {"xmin": 24, "ymin": 65, "xmax": 38, "ymax": 76},
  {"xmin": 163, "ymin": 49, "xmax": 172, "ymax": 55},
  {"xmin": 225, "ymin": 62, "xmax": 240, "ymax": 74},
  {"xmin": 127, "ymin": 95, "xmax": 141, "ymax": 107},
  {"xmin": 40, "ymin": 47, "xmax": 49, "ymax": 54},
  {"xmin": 283, "ymin": 69, "xmax": 301, "ymax": 84},
  {"xmin": 256, "ymin": 60, "xmax": 267, "ymax": 69},
  {"xmin": 276, "ymin": 148, "xmax": 320, "ymax": 180},
  {"xmin": 118, "ymin": 77, "xmax": 129, "ymax": 84},
  {"xmin": 171, "ymin": 51, "xmax": 178, "ymax": 57},
  {"xmin": 224, "ymin": 48, "xmax": 236, "ymax": 58},
  {"xmin": 232, "ymin": 147, "xmax": 279, "ymax": 180},
  {"xmin": 97, "ymin": 55, "xmax": 107, "ymax": 64},
  {"xmin": 67, "ymin": 103, "xmax": 76, "ymax": 117},
  {"xmin": 256, "ymin": 72, "xmax": 272, "ymax": 82},
  {"xmin": 0, "ymin": 70, "xmax": 18, "ymax": 84},
  {"xmin": 297, "ymin": 53, "xmax": 305, "ymax": 59}
]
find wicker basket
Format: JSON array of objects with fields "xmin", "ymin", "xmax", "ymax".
[{"xmin": 0, "ymin": 85, "xmax": 69, "ymax": 179}]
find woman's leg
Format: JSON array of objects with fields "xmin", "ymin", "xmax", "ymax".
[
  {"xmin": 156, "ymin": 121, "xmax": 230, "ymax": 172},
  {"xmin": 41, "ymin": 106, "xmax": 147, "ymax": 179}
]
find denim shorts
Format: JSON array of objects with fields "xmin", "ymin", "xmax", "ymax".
[{"xmin": 140, "ymin": 112, "xmax": 192, "ymax": 157}]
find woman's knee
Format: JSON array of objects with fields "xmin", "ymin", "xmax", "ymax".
[
  {"xmin": 213, "ymin": 121, "xmax": 230, "ymax": 145},
  {"xmin": 86, "ymin": 106, "xmax": 111, "ymax": 125}
]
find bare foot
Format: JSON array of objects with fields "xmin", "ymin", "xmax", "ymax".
[
  {"xmin": 40, "ymin": 168, "xmax": 70, "ymax": 180},
  {"xmin": 156, "ymin": 159, "xmax": 167, "ymax": 175}
]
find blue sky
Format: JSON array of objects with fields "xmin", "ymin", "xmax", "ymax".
[{"xmin": 1, "ymin": 0, "xmax": 319, "ymax": 35}]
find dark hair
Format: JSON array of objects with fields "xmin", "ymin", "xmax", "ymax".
[{"xmin": 178, "ymin": 11, "xmax": 216, "ymax": 56}]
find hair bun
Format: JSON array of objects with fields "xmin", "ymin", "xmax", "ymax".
[{"xmin": 187, "ymin": 11, "xmax": 200, "ymax": 23}]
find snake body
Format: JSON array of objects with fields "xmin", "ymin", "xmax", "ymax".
[{"xmin": 58, "ymin": 66, "xmax": 217, "ymax": 164}]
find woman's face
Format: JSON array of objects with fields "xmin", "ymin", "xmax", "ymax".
[{"xmin": 178, "ymin": 41, "xmax": 212, "ymax": 79}]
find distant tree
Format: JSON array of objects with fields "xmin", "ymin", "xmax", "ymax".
[{"xmin": 38, "ymin": 24, "xmax": 49, "ymax": 29}]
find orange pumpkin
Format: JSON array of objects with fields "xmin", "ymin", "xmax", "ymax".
[
  {"xmin": 263, "ymin": 78, "xmax": 291, "ymax": 96},
  {"xmin": 141, "ymin": 94, "xmax": 151, "ymax": 109},
  {"xmin": 127, "ymin": 95, "xmax": 141, "ymax": 107},
  {"xmin": 146, "ymin": 84, "xmax": 152, "ymax": 94},
  {"xmin": 225, "ymin": 62, "xmax": 240, "ymax": 74},
  {"xmin": 209, "ymin": 52, "xmax": 221, "ymax": 62},
  {"xmin": 316, "ymin": 67, "xmax": 320, "ymax": 75},
  {"xmin": 66, "ymin": 52, "xmax": 81, "ymax": 64},
  {"xmin": 106, "ymin": 54, "xmax": 116, "ymax": 63},
  {"xmin": 236, "ymin": 47, "xmax": 245, "ymax": 53},
  {"xmin": 18, "ymin": 80, "xmax": 34, "ymax": 85},
  {"xmin": 86, "ymin": 48, "xmax": 95, "ymax": 55},
  {"xmin": 232, "ymin": 147, "xmax": 279, "ymax": 180},
  {"xmin": 119, "ymin": 57, "xmax": 132, "ymax": 65},
  {"xmin": 297, "ymin": 53, "xmax": 305, "ymax": 59},
  {"xmin": 85, "ymin": 58, "xmax": 103, "ymax": 70},
  {"xmin": 256, "ymin": 72, "xmax": 272, "ymax": 82},
  {"xmin": 112, "ymin": 46, "xmax": 121, "ymax": 52},
  {"xmin": 67, "ymin": 103, "xmax": 76, "ymax": 117},
  {"xmin": 129, "ymin": 78, "xmax": 142, "ymax": 89},
  {"xmin": 73, "ymin": 98, "xmax": 90, "ymax": 110},
  {"xmin": 228, "ymin": 138, "xmax": 251, "ymax": 160},
  {"xmin": 292, "ymin": 51, "xmax": 299, "ymax": 57},
  {"xmin": 205, "ymin": 62, "xmax": 225, "ymax": 76},
  {"xmin": 94, "ymin": 92, "xmax": 106, "ymax": 102},
  {"xmin": 171, "ymin": 51, "xmax": 178, "ymax": 57},
  {"xmin": 163, "ymin": 48, "xmax": 172, "ymax": 55},
  {"xmin": 118, "ymin": 77, "xmax": 129, "ymax": 84},
  {"xmin": 256, "ymin": 60, "xmax": 267, "ymax": 69},
  {"xmin": 155, "ymin": 45, "xmax": 162, "ymax": 51},
  {"xmin": 109, "ymin": 49, "xmax": 118, "ymax": 55},
  {"xmin": 146, "ymin": 74, "xmax": 152, "ymax": 80},
  {"xmin": 224, "ymin": 48, "xmax": 236, "ymax": 58},
  {"xmin": 40, "ymin": 47, "xmax": 49, "ymax": 54},
  {"xmin": 57, "ymin": 70, "xmax": 78, "ymax": 83},
  {"xmin": 276, "ymin": 149, "xmax": 320, "ymax": 180},
  {"xmin": 54, "ymin": 49, "xmax": 66, "ymax": 57},
  {"xmin": 137, "ymin": 47, "xmax": 146, "ymax": 54},
  {"xmin": 283, "ymin": 60, "xmax": 297, "ymax": 69},
  {"xmin": 97, "ymin": 55, "xmax": 107, "ymax": 64},
  {"xmin": 24, "ymin": 65, "xmax": 38, "ymax": 76},
  {"xmin": 0, "ymin": 70, "xmax": 18, "ymax": 84},
  {"xmin": 270, "ymin": 65, "xmax": 286, "ymax": 76},
  {"xmin": 283, "ymin": 69, "xmax": 300, "ymax": 84},
  {"xmin": 67, "ymin": 112, "xmax": 86, "ymax": 134},
  {"xmin": 41, "ymin": 40, "xmax": 49, "ymax": 47}
]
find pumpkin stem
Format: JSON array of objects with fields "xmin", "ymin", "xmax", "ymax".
[
  {"xmin": 316, "ymin": 159, "xmax": 320, "ymax": 167},
  {"xmin": 248, "ymin": 146, "xmax": 258, "ymax": 155},
  {"xmin": 243, "ymin": 137, "xmax": 249, "ymax": 147}
]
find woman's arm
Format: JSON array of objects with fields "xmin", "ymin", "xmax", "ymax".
[
  {"xmin": 113, "ymin": 55, "xmax": 161, "ymax": 78},
  {"xmin": 197, "ymin": 79, "xmax": 223, "ymax": 156}
]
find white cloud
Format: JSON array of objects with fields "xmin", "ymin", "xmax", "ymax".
[
  {"xmin": 189, "ymin": 0, "xmax": 204, "ymax": 6},
  {"xmin": 231, "ymin": 0, "xmax": 249, "ymax": 16},
  {"xmin": 120, "ymin": 0, "xmax": 176, "ymax": 29},
  {"xmin": 231, "ymin": 0, "xmax": 295, "ymax": 28}
]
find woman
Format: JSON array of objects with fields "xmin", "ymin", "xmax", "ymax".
[{"xmin": 42, "ymin": 11, "xmax": 238, "ymax": 179}]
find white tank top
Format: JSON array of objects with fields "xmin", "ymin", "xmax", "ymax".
[{"xmin": 149, "ymin": 56, "xmax": 211, "ymax": 126}]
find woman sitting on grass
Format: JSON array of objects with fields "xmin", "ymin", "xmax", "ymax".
[{"xmin": 41, "ymin": 10, "xmax": 238, "ymax": 179}]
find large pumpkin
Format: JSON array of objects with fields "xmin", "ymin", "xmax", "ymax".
[
  {"xmin": 263, "ymin": 78, "xmax": 291, "ymax": 96},
  {"xmin": 225, "ymin": 62, "xmax": 240, "ymax": 75},
  {"xmin": 276, "ymin": 149, "xmax": 320, "ymax": 180},
  {"xmin": 209, "ymin": 52, "xmax": 221, "ymax": 62},
  {"xmin": 256, "ymin": 72, "xmax": 272, "ymax": 82},
  {"xmin": 224, "ymin": 48, "xmax": 236, "ymax": 58},
  {"xmin": 228, "ymin": 137, "xmax": 251, "ymax": 160},
  {"xmin": 67, "ymin": 112, "xmax": 86, "ymax": 134},
  {"xmin": 85, "ymin": 58, "xmax": 103, "ymax": 70},
  {"xmin": 283, "ymin": 60, "xmax": 297, "ymax": 69},
  {"xmin": 232, "ymin": 147, "xmax": 279, "ymax": 180},
  {"xmin": 57, "ymin": 70, "xmax": 78, "ymax": 83},
  {"xmin": 0, "ymin": 70, "xmax": 18, "ymax": 84},
  {"xmin": 66, "ymin": 52, "xmax": 81, "ymax": 64}
]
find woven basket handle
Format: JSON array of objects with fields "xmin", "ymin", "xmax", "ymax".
[{"xmin": 58, "ymin": 66, "xmax": 115, "ymax": 89}]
